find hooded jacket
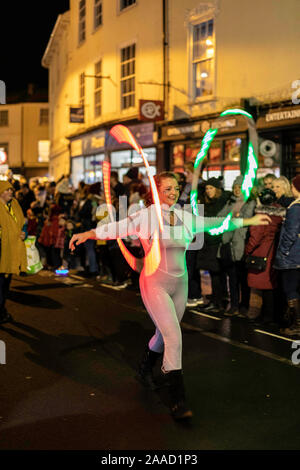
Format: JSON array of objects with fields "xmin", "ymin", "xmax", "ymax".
[{"xmin": 273, "ymin": 199, "xmax": 300, "ymax": 270}]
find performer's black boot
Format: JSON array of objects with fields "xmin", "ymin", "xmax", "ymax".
[
  {"xmin": 161, "ymin": 369, "xmax": 193, "ymax": 420},
  {"xmin": 137, "ymin": 347, "xmax": 162, "ymax": 390}
]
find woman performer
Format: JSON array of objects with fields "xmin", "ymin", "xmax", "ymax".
[{"xmin": 69, "ymin": 172, "xmax": 270, "ymax": 420}]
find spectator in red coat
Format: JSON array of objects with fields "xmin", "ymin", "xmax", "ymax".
[{"xmin": 245, "ymin": 189, "xmax": 285, "ymax": 325}]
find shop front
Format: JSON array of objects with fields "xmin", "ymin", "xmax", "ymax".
[
  {"xmin": 70, "ymin": 122, "xmax": 157, "ymax": 189},
  {"xmin": 256, "ymin": 104, "xmax": 300, "ymax": 180},
  {"xmin": 70, "ymin": 129, "xmax": 106, "ymax": 188},
  {"xmin": 105, "ymin": 122, "xmax": 157, "ymax": 184},
  {"xmin": 159, "ymin": 114, "xmax": 249, "ymax": 190}
]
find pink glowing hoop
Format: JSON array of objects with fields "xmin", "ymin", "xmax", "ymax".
[{"xmin": 103, "ymin": 125, "xmax": 162, "ymax": 276}]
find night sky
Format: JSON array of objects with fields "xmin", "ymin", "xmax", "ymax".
[{"xmin": 1, "ymin": 1, "xmax": 70, "ymax": 99}]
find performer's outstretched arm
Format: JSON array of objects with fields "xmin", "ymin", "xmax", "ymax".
[
  {"xmin": 192, "ymin": 213, "xmax": 271, "ymax": 235},
  {"xmin": 69, "ymin": 212, "xmax": 141, "ymax": 251}
]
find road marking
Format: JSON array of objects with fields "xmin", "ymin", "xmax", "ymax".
[
  {"xmin": 254, "ymin": 329, "xmax": 296, "ymax": 343},
  {"xmin": 200, "ymin": 330, "xmax": 298, "ymax": 368},
  {"xmin": 190, "ymin": 309, "xmax": 221, "ymax": 321},
  {"xmin": 69, "ymin": 274, "xmax": 86, "ymax": 281}
]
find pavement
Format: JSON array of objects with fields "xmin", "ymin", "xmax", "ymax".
[{"xmin": 0, "ymin": 269, "xmax": 300, "ymax": 451}]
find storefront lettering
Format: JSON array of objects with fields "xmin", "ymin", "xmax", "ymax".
[
  {"xmin": 167, "ymin": 124, "xmax": 201, "ymax": 137},
  {"xmin": 211, "ymin": 118, "xmax": 236, "ymax": 130},
  {"xmin": 266, "ymin": 109, "xmax": 300, "ymax": 122}
]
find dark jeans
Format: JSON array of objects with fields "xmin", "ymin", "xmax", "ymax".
[
  {"xmin": 209, "ymin": 270, "xmax": 225, "ymax": 308},
  {"xmin": 0, "ymin": 274, "xmax": 12, "ymax": 314},
  {"xmin": 220, "ymin": 260, "xmax": 250, "ymax": 309},
  {"xmin": 282, "ymin": 269, "xmax": 300, "ymax": 300},
  {"xmin": 186, "ymin": 249, "xmax": 202, "ymax": 299}
]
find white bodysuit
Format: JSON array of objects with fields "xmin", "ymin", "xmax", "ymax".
[{"xmin": 95, "ymin": 204, "xmax": 243, "ymax": 371}]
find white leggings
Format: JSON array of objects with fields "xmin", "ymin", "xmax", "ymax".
[{"xmin": 139, "ymin": 269, "xmax": 188, "ymax": 371}]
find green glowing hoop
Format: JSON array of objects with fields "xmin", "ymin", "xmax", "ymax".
[{"xmin": 191, "ymin": 108, "xmax": 258, "ymax": 235}]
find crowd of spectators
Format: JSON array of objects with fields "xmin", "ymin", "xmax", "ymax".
[{"xmin": 5, "ymin": 165, "xmax": 300, "ymax": 336}]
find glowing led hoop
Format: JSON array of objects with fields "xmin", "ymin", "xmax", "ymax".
[
  {"xmin": 191, "ymin": 109, "xmax": 258, "ymax": 235},
  {"xmin": 103, "ymin": 125, "xmax": 162, "ymax": 276}
]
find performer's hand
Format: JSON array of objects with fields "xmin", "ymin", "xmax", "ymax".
[
  {"xmin": 69, "ymin": 230, "xmax": 95, "ymax": 251},
  {"xmin": 244, "ymin": 214, "xmax": 271, "ymax": 226},
  {"xmin": 20, "ymin": 231, "xmax": 26, "ymax": 241}
]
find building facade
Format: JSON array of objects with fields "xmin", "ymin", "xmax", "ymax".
[
  {"xmin": 0, "ymin": 102, "xmax": 49, "ymax": 180},
  {"xmin": 42, "ymin": 0, "xmax": 300, "ymax": 187}
]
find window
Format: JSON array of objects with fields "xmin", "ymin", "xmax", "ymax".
[
  {"xmin": 79, "ymin": 72, "xmax": 85, "ymax": 106},
  {"xmin": 38, "ymin": 140, "xmax": 50, "ymax": 162},
  {"xmin": 192, "ymin": 19, "xmax": 214, "ymax": 98},
  {"xmin": 94, "ymin": 0, "xmax": 102, "ymax": 29},
  {"xmin": 120, "ymin": 0, "xmax": 136, "ymax": 11},
  {"xmin": 0, "ymin": 110, "xmax": 8, "ymax": 127},
  {"xmin": 94, "ymin": 60, "xmax": 102, "ymax": 118},
  {"xmin": 39, "ymin": 109, "xmax": 49, "ymax": 126},
  {"xmin": 78, "ymin": 0, "xmax": 86, "ymax": 43},
  {"xmin": 120, "ymin": 44, "xmax": 135, "ymax": 109}
]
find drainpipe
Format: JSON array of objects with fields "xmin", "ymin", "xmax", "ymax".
[{"xmin": 162, "ymin": 0, "xmax": 169, "ymax": 120}]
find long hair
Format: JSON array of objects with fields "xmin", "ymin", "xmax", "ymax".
[
  {"xmin": 274, "ymin": 176, "xmax": 293, "ymax": 197},
  {"xmin": 144, "ymin": 171, "xmax": 178, "ymax": 207}
]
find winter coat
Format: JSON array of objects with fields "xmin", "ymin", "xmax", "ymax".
[
  {"xmin": 245, "ymin": 204, "xmax": 285, "ymax": 289},
  {"xmin": 273, "ymin": 199, "xmax": 300, "ymax": 270},
  {"xmin": 196, "ymin": 191, "xmax": 230, "ymax": 272},
  {"xmin": 76, "ymin": 198, "xmax": 96, "ymax": 231},
  {"xmin": 276, "ymin": 195, "xmax": 294, "ymax": 208},
  {"xmin": 38, "ymin": 216, "xmax": 60, "ymax": 247},
  {"xmin": 0, "ymin": 198, "xmax": 27, "ymax": 274},
  {"xmin": 217, "ymin": 195, "xmax": 256, "ymax": 262}
]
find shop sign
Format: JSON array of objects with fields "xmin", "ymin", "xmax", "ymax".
[
  {"xmin": 211, "ymin": 118, "xmax": 237, "ymax": 131},
  {"xmin": 70, "ymin": 106, "xmax": 84, "ymax": 123},
  {"xmin": 139, "ymin": 100, "xmax": 164, "ymax": 121},
  {"xmin": 162, "ymin": 116, "xmax": 240, "ymax": 141},
  {"xmin": 257, "ymin": 105, "xmax": 300, "ymax": 129},
  {"xmin": 265, "ymin": 108, "xmax": 300, "ymax": 122},
  {"xmin": 82, "ymin": 129, "xmax": 106, "ymax": 155},
  {"xmin": 167, "ymin": 124, "xmax": 201, "ymax": 137}
]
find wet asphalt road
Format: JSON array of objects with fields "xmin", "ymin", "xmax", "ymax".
[{"xmin": 0, "ymin": 271, "xmax": 300, "ymax": 451}]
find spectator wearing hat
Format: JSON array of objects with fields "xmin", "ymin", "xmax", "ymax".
[
  {"xmin": 217, "ymin": 175, "xmax": 256, "ymax": 316},
  {"xmin": 0, "ymin": 181, "xmax": 27, "ymax": 324},
  {"xmin": 245, "ymin": 188, "xmax": 285, "ymax": 326},
  {"xmin": 274, "ymin": 175, "xmax": 300, "ymax": 335},
  {"xmin": 197, "ymin": 177, "xmax": 231, "ymax": 313},
  {"xmin": 123, "ymin": 167, "xmax": 140, "ymax": 199}
]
